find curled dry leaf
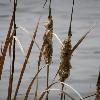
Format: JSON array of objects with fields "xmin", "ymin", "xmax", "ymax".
[{"xmin": 39, "ymin": 81, "xmax": 83, "ymax": 100}]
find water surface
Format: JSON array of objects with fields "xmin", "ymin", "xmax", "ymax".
[{"xmin": 0, "ymin": 0, "xmax": 100, "ymax": 100}]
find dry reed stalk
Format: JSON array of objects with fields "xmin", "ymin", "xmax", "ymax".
[
  {"xmin": 95, "ymin": 71, "xmax": 100, "ymax": 100},
  {"xmin": 13, "ymin": 18, "xmax": 40, "ymax": 100},
  {"xmin": 7, "ymin": 40, "xmax": 12, "ymax": 100},
  {"xmin": 6, "ymin": 29, "xmax": 16, "ymax": 99},
  {"xmin": 34, "ymin": 0, "xmax": 53, "ymax": 99},
  {"xmin": 7, "ymin": 0, "xmax": 17, "ymax": 99},
  {"xmin": 0, "ymin": 0, "xmax": 17, "ymax": 80},
  {"xmin": 83, "ymin": 94, "xmax": 96, "ymax": 99}
]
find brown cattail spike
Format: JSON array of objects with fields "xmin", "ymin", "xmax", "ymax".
[
  {"xmin": 43, "ymin": 16, "xmax": 53, "ymax": 64},
  {"xmin": 58, "ymin": 37, "xmax": 72, "ymax": 82}
]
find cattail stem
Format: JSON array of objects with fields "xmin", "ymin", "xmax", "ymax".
[
  {"xmin": 60, "ymin": 83, "xmax": 64, "ymax": 100},
  {"xmin": 46, "ymin": 64, "xmax": 49, "ymax": 100},
  {"xmin": 7, "ymin": 0, "xmax": 17, "ymax": 99},
  {"xmin": 7, "ymin": 44, "xmax": 12, "ymax": 100}
]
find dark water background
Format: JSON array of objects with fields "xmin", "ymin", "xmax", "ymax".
[{"xmin": 0, "ymin": 0, "xmax": 100, "ymax": 99}]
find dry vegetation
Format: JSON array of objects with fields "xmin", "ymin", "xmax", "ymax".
[{"xmin": 0, "ymin": 0, "xmax": 99, "ymax": 100}]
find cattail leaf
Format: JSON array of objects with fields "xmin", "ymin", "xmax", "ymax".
[
  {"xmin": 17, "ymin": 25, "xmax": 40, "ymax": 50},
  {"xmin": 13, "ymin": 36, "xmax": 25, "ymax": 56},
  {"xmin": 24, "ymin": 65, "xmax": 46, "ymax": 100},
  {"xmin": 13, "ymin": 17, "xmax": 40, "ymax": 100},
  {"xmin": 0, "ymin": 0, "xmax": 17, "ymax": 79},
  {"xmin": 60, "ymin": 82, "xmax": 83, "ymax": 100},
  {"xmin": 53, "ymin": 33, "xmax": 64, "ymax": 47},
  {"xmin": 13, "ymin": 36, "xmax": 31, "ymax": 68},
  {"xmin": 39, "ymin": 82, "xmax": 58, "ymax": 100},
  {"xmin": 0, "ymin": 29, "xmax": 15, "ymax": 80},
  {"xmin": 39, "ymin": 81, "xmax": 83, "ymax": 100},
  {"xmin": 71, "ymin": 23, "xmax": 98, "ymax": 54},
  {"xmin": 42, "ymin": 88, "xmax": 75, "ymax": 100}
]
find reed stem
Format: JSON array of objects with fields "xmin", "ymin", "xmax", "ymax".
[
  {"xmin": 7, "ymin": 0, "xmax": 17, "ymax": 99},
  {"xmin": 60, "ymin": 84, "xmax": 64, "ymax": 100},
  {"xmin": 46, "ymin": 64, "xmax": 49, "ymax": 100}
]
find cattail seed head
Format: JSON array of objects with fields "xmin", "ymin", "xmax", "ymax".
[
  {"xmin": 58, "ymin": 37, "xmax": 72, "ymax": 82},
  {"xmin": 43, "ymin": 16, "xmax": 53, "ymax": 64}
]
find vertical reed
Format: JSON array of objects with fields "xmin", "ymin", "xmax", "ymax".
[
  {"xmin": 0, "ymin": 0, "xmax": 17, "ymax": 80},
  {"xmin": 7, "ymin": 1, "xmax": 17, "ymax": 99}
]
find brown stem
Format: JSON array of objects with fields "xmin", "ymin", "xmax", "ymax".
[
  {"xmin": 60, "ymin": 84, "xmax": 64, "ymax": 100},
  {"xmin": 46, "ymin": 64, "xmax": 49, "ymax": 100}
]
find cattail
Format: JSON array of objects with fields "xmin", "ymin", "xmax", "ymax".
[
  {"xmin": 58, "ymin": 37, "xmax": 72, "ymax": 82},
  {"xmin": 43, "ymin": 16, "xmax": 53, "ymax": 65},
  {"xmin": 56, "ymin": 0, "xmax": 74, "ymax": 83},
  {"xmin": 34, "ymin": 1, "xmax": 53, "ymax": 99}
]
